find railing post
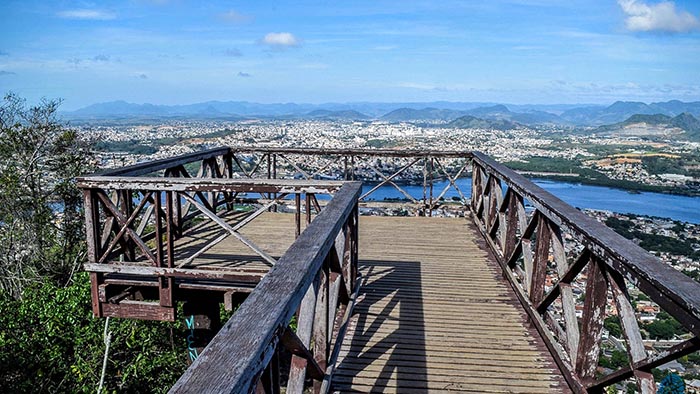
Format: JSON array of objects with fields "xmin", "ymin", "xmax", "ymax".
[
  {"xmin": 162, "ymin": 190, "xmax": 175, "ymax": 308},
  {"xmin": 183, "ymin": 301, "xmax": 221, "ymax": 364},
  {"xmin": 287, "ymin": 273, "xmax": 320, "ymax": 393},
  {"xmin": 312, "ymin": 257, "xmax": 329, "ymax": 393},
  {"xmin": 530, "ymin": 214, "xmax": 550, "ymax": 306},
  {"xmin": 119, "ymin": 189, "xmax": 136, "ymax": 261},
  {"xmin": 84, "ymin": 189, "xmax": 103, "ymax": 317},
  {"xmin": 428, "ymin": 156, "xmax": 434, "ymax": 217},
  {"xmin": 575, "ymin": 256, "xmax": 608, "ymax": 381},
  {"xmin": 295, "ymin": 193, "xmax": 301, "ymax": 238},
  {"xmin": 272, "ymin": 153, "xmax": 278, "ymax": 212}
]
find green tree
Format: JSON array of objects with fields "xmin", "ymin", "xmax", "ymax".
[
  {"xmin": 0, "ymin": 93, "xmax": 93, "ymax": 297},
  {"xmin": 604, "ymin": 315, "xmax": 622, "ymax": 338},
  {"xmin": 0, "ymin": 272, "xmax": 188, "ymax": 393}
]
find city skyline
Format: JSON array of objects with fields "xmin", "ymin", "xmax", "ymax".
[{"xmin": 1, "ymin": 0, "xmax": 700, "ymax": 110}]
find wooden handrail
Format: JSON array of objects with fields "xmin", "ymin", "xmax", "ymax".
[
  {"xmin": 470, "ymin": 150, "xmax": 700, "ymax": 393},
  {"xmin": 95, "ymin": 146, "xmax": 231, "ymax": 176},
  {"xmin": 169, "ymin": 181, "xmax": 361, "ymax": 393},
  {"xmin": 471, "ymin": 151, "xmax": 700, "ymax": 332}
]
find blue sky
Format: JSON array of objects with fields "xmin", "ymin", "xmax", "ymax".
[{"xmin": 0, "ymin": 0, "xmax": 699, "ymax": 110}]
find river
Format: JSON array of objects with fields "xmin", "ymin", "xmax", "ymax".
[{"xmin": 360, "ymin": 178, "xmax": 700, "ymax": 224}]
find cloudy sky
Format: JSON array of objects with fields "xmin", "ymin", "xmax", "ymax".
[{"xmin": 0, "ymin": 0, "xmax": 699, "ymax": 109}]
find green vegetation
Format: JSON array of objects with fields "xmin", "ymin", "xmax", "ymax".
[
  {"xmin": 94, "ymin": 128, "xmax": 241, "ymax": 155},
  {"xmin": 605, "ymin": 217, "xmax": 700, "ymax": 260},
  {"xmin": 504, "ymin": 156, "xmax": 670, "ymax": 193},
  {"xmin": 0, "ymin": 94, "xmax": 189, "ymax": 392},
  {"xmin": 604, "ymin": 316, "xmax": 622, "ymax": 338},
  {"xmin": 0, "ymin": 273, "xmax": 188, "ymax": 393},
  {"xmin": 598, "ymin": 349, "xmax": 628, "ymax": 370},
  {"xmin": 95, "ymin": 140, "xmax": 158, "ymax": 154},
  {"xmin": 645, "ymin": 311, "xmax": 686, "ymax": 340},
  {"xmin": 0, "ymin": 93, "xmax": 93, "ymax": 297},
  {"xmin": 365, "ymin": 138, "xmax": 397, "ymax": 148}
]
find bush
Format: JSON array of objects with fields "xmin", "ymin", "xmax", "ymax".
[{"xmin": 0, "ymin": 273, "xmax": 188, "ymax": 393}]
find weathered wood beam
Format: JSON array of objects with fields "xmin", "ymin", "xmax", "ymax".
[
  {"xmin": 169, "ymin": 182, "xmax": 361, "ymax": 394},
  {"xmin": 84, "ymin": 263, "xmax": 265, "ymax": 282}
]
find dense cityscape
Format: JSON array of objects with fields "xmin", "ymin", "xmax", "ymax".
[
  {"xmin": 77, "ymin": 117, "xmax": 700, "ymax": 391},
  {"xmin": 3, "ymin": 0, "xmax": 700, "ymax": 392}
]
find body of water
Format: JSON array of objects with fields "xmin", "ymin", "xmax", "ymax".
[{"xmin": 360, "ymin": 178, "xmax": 700, "ymax": 224}]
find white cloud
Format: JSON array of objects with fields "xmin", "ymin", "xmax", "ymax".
[
  {"xmin": 618, "ymin": 0, "xmax": 700, "ymax": 33},
  {"xmin": 224, "ymin": 48, "xmax": 242, "ymax": 57},
  {"xmin": 219, "ymin": 10, "xmax": 252, "ymax": 24},
  {"xmin": 57, "ymin": 9, "xmax": 116, "ymax": 20},
  {"xmin": 261, "ymin": 32, "xmax": 300, "ymax": 48}
]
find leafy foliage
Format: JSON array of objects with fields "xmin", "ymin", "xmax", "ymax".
[
  {"xmin": 604, "ymin": 315, "xmax": 622, "ymax": 338},
  {"xmin": 0, "ymin": 93, "xmax": 94, "ymax": 297},
  {"xmin": 605, "ymin": 216, "xmax": 700, "ymax": 260},
  {"xmin": 0, "ymin": 273, "xmax": 188, "ymax": 393},
  {"xmin": 0, "ymin": 94, "xmax": 190, "ymax": 392},
  {"xmin": 645, "ymin": 311, "xmax": 686, "ymax": 340}
]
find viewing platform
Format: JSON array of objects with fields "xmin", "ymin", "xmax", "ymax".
[{"xmin": 77, "ymin": 147, "xmax": 700, "ymax": 393}]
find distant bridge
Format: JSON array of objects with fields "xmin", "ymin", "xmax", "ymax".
[{"xmin": 78, "ymin": 147, "xmax": 700, "ymax": 393}]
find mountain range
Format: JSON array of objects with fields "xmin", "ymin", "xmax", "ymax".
[
  {"xmin": 593, "ymin": 112, "xmax": 700, "ymax": 141},
  {"xmin": 63, "ymin": 99, "xmax": 700, "ymax": 129}
]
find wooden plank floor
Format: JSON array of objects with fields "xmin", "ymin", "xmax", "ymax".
[
  {"xmin": 168, "ymin": 212, "xmax": 569, "ymax": 392},
  {"xmin": 334, "ymin": 216, "xmax": 570, "ymax": 393}
]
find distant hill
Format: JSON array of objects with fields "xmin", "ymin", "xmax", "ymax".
[
  {"xmin": 561, "ymin": 100, "xmax": 700, "ymax": 125},
  {"xmin": 63, "ymin": 99, "xmax": 700, "ymax": 125},
  {"xmin": 446, "ymin": 115, "xmax": 520, "ymax": 130},
  {"xmin": 462, "ymin": 105, "xmax": 564, "ymax": 125},
  {"xmin": 380, "ymin": 107, "xmax": 465, "ymax": 122},
  {"xmin": 594, "ymin": 112, "xmax": 700, "ymax": 141},
  {"xmin": 305, "ymin": 109, "xmax": 369, "ymax": 120},
  {"xmin": 380, "ymin": 105, "xmax": 564, "ymax": 125}
]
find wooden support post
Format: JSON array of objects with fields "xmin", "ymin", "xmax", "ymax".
[
  {"xmin": 267, "ymin": 153, "xmax": 271, "ymax": 180},
  {"xmin": 161, "ymin": 190, "xmax": 175, "ymax": 308},
  {"xmin": 530, "ymin": 213, "xmax": 550, "ymax": 305},
  {"xmin": 120, "ymin": 189, "xmax": 136, "ymax": 261},
  {"xmin": 504, "ymin": 191, "xmax": 519, "ymax": 260},
  {"xmin": 470, "ymin": 164, "xmax": 481, "ymax": 213},
  {"xmin": 258, "ymin": 348, "xmax": 280, "ymax": 394},
  {"xmin": 428, "ymin": 156, "xmax": 434, "ymax": 217},
  {"xmin": 606, "ymin": 269, "xmax": 655, "ymax": 393},
  {"xmin": 549, "ymin": 221, "xmax": 580, "ymax": 362},
  {"xmin": 287, "ymin": 274, "xmax": 320, "ymax": 394},
  {"xmin": 575, "ymin": 256, "xmax": 608, "ymax": 381},
  {"xmin": 272, "ymin": 154, "xmax": 278, "ymax": 212},
  {"xmin": 350, "ymin": 156, "xmax": 355, "ymax": 181},
  {"xmin": 305, "ymin": 193, "xmax": 312, "ymax": 226},
  {"xmin": 84, "ymin": 189, "xmax": 104, "ymax": 317},
  {"xmin": 295, "ymin": 193, "xmax": 301, "ymax": 238},
  {"xmin": 344, "ymin": 156, "xmax": 348, "ymax": 180},
  {"xmin": 183, "ymin": 301, "xmax": 221, "ymax": 364},
  {"xmin": 312, "ymin": 259, "xmax": 329, "ymax": 393},
  {"xmin": 154, "ymin": 191, "xmax": 163, "ymax": 267}
]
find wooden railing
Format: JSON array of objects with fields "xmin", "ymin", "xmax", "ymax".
[
  {"xmin": 78, "ymin": 148, "xmax": 349, "ymax": 321},
  {"xmin": 169, "ymin": 181, "xmax": 361, "ymax": 393},
  {"xmin": 80, "ymin": 147, "xmax": 700, "ymax": 393},
  {"xmin": 225, "ymin": 147, "xmax": 473, "ymax": 215},
  {"xmin": 470, "ymin": 151, "xmax": 700, "ymax": 393}
]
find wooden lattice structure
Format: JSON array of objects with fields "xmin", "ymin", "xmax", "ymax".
[{"xmin": 78, "ymin": 147, "xmax": 700, "ymax": 394}]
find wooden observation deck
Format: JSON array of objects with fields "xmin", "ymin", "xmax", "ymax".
[{"xmin": 78, "ymin": 148, "xmax": 700, "ymax": 394}]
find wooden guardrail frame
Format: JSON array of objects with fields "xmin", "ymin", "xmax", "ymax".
[
  {"xmin": 470, "ymin": 151, "xmax": 700, "ymax": 393},
  {"xmin": 169, "ymin": 181, "xmax": 362, "ymax": 393},
  {"xmin": 81, "ymin": 147, "xmax": 700, "ymax": 393}
]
